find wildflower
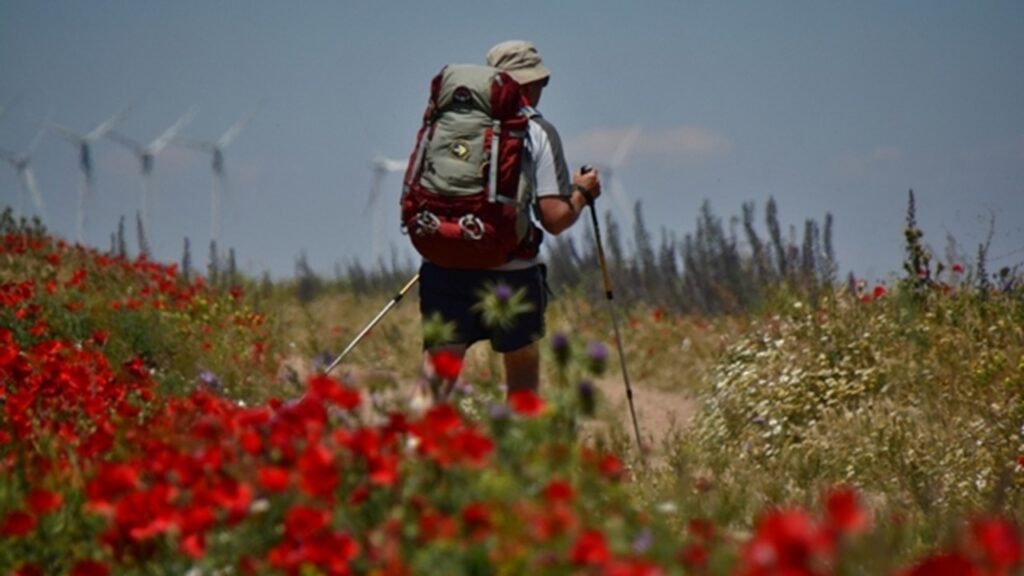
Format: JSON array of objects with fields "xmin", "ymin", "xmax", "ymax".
[
  {"xmin": 598, "ymin": 453, "xmax": 625, "ymax": 481},
  {"xmin": 551, "ymin": 332, "xmax": 571, "ymax": 367},
  {"xmin": 298, "ymin": 442, "xmax": 338, "ymax": 498},
  {"xmin": 632, "ymin": 529, "xmax": 654, "ymax": 554},
  {"xmin": 462, "ymin": 502, "xmax": 494, "ymax": 539},
  {"xmin": 308, "ymin": 374, "xmax": 360, "ymax": 410},
  {"xmin": 679, "ymin": 543, "xmax": 708, "ymax": 570},
  {"xmin": 952, "ymin": 263, "xmax": 964, "ymax": 273},
  {"xmin": 494, "ymin": 283, "xmax": 513, "ymax": 303},
  {"xmin": 198, "ymin": 370, "xmax": 222, "ymax": 394},
  {"xmin": 257, "ymin": 466, "xmax": 291, "ymax": 493},
  {"xmin": 901, "ymin": 552, "xmax": 978, "ymax": 576},
  {"xmin": 284, "ymin": 505, "xmax": 330, "ymax": 540},
  {"xmin": 824, "ymin": 485, "xmax": 870, "ymax": 536},
  {"xmin": 26, "ymin": 489, "xmax": 63, "ymax": 515},
  {"xmin": 508, "ymin": 390, "xmax": 546, "ymax": 416},
  {"xmin": 587, "ymin": 341, "xmax": 609, "ymax": 376},
  {"xmin": 578, "ymin": 380, "xmax": 596, "ymax": 416},
  {"xmin": 969, "ymin": 517, "xmax": 1021, "ymax": 570},
  {"xmin": 488, "ymin": 402, "xmax": 511, "ymax": 421},
  {"xmin": 739, "ymin": 508, "xmax": 832, "ymax": 573},
  {"xmin": 70, "ymin": 561, "xmax": 111, "ymax": 576},
  {"xmin": 543, "ymin": 479, "xmax": 575, "ymax": 504},
  {"xmin": 571, "ymin": 529, "xmax": 611, "ymax": 566},
  {"xmin": 873, "ymin": 285, "xmax": 887, "ymax": 299},
  {"xmin": 1, "ymin": 510, "xmax": 36, "ymax": 537},
  {"xmin": 430, "ymin": 350, "xmax": 463, "ymax": 381}
]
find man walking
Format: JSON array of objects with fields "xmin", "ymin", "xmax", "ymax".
[{"xmin": 412, "ymin": 40, "xmax": 602, "ymax": 399}]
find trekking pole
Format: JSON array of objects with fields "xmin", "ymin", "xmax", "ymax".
[
  {"xmin": 323, "ymin": 273, "xmax": 420, "ymax": 375},
  {"xmin": 580, "ymin": 166, "xmax": 644, "ymax": 456}
]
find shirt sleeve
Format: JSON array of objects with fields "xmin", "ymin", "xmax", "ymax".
[{"xmin": 528, "ymin": 116, "xmax": 572, "ymax": 199}]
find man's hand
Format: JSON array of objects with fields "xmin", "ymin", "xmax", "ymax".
[
  {"xmin": 572, "ymin": 166, "xmax": 602, "ymax": 202},
  {"xmin": 538, "ymin": 166, "xmax": 603, "ymax": 235}
]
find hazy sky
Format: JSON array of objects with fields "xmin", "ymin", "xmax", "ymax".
[{"xmin": 1, "ymin": 1, "xmax": 1022, "ymax": 281}]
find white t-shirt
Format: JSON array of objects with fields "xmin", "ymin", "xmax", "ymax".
[{"xmin": 490, "ymin": 108, "xmax": 572, "ymax": 271}]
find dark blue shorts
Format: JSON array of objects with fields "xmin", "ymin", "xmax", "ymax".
[{"xmin": 419, "ymin": 261, "xmax": 548, "ymax": 353}]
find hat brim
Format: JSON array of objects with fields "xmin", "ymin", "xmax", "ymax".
[{"xmin": 506, "ymin": 64, "xmax": 550, "ymax": 86}]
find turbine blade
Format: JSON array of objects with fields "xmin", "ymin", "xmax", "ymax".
[
  {"xmin": 22, "ymin": 165, "xmax": 45, "ymax": 214},
  {"xmin": 149, "ymin": 108, "xmax": 197, "ymax": 154},
  {"xmin": 47, "ymin": 121, "xmax": 85, "ymax": 144},
  {"xmin": 86, "ymin": 105, "xmax": 131, "ymax": 141},
  {"xmin": 610, "ymin": 125, "xmax": 641, "ymax": 169},
  {"xmin": 217, "ymin": 101, "xmax": 263, "ymax": 148},
  {"xmin": 364, "ymin": 169, "xmax": 383, "ymax": 215},
  {"xmin": 27, "ymin": 123, "xmax": 49, "ymax": 155},
  {"xmin": 609, "ymin": 174, "xmax": 632, "ymax": 217}
]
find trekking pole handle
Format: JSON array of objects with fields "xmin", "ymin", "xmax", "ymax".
[{"xmin": 579, "ymin": 165, "xmax": 614, "ymax": 298}]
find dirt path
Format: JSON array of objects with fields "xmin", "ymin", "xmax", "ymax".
[
  {"xmin": 592, "ymin": 377, "xmax": 697, "ymax": 451},
  {"xmin": 283, "ymin": 356, "xmax": 698, "ymax": 453}
]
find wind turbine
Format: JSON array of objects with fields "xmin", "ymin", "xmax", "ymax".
[
  {"xmin": 49, "ymin": 108, "xmax": 129, "ymax": 244},
  {"xmin": 0, "ymin": 125, "xmax": 48, "ymax": 222},
  {"xmin": 108, "ymin": 108, "xmax": 196, "ymax": 242},
  {"xmin": 366, "ymin": 155, "xmax": 406, "ymax": 263},
  {"xmin": 592, "ymin": 125, "xmax": 642, "ymax": 218},
  {"xmin": 177, "ymin": 103, "xmax": 261, "ymax": 247}
]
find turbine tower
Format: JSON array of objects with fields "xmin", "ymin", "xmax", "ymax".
[
  {"xmin": 178, "ymin": 103, "xmax": 261, "ymax": 247},
  {"xmin": 0, "ymin": 126, "xmax": 48, "ymax": 222},
  {"xmin": 50, "ymin": 108, "xmax": 129, "ymax": 244},
  {"xmin": 108, "ymin": 108, "xmax": 196, "ymax": 243},
  {"xmin": 593, "ymin": 125, "xmax": 642, "ymax": 218},
  {"xmin": 366, "ymin": 155, "xmax": 406, "ymax": 263}
]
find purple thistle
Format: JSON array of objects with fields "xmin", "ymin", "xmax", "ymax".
[
  {"xmin": 493, "ymin": 283, "xmax": 513, "ymax": 303},
  {"xmin": 198, "ymin": 369, "xmax": 222, "ymax": 393},
  {"xmin": 587, "ymin": 341, "xmax": 609, "ymax": 375},
  {"xmin": 631, "ymin": 529, "xmax": 654, "ymax": 554},
  {"xmin": 551, "ymin": 332, "xmax": 571, "ymax": 366},
  {"xmin": 577, "ymin": 379, "xmax": 596, "ymax": 416}
]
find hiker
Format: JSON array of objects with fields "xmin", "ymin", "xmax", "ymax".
[{"xmin": 402, "ymin": 40, "xmax": 602, "ymax": 400}]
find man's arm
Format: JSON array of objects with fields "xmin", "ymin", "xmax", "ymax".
[{"xmin": 537, "ymin": 169, "xmax": 601, "ymax": 235}]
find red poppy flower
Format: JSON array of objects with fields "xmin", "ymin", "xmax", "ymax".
[
  {"xmin": 1, "ymin": 510, "xmax": 36, "ymax": 537},
  {"xmin": 599, "ymin": 453, "xmax": 626, "ymax": 481},
  {"xmin": 824, "ymin": 485, "xmax": 870, "ymax": 536},
  {"xmin": 298, "ymin": 442, "xmax": 339, "ymax": 498},
  {"xmin": 70, "ymin": 559, "xmax": 110, "ymax": 576},
  {"xmin": 901, "ymin": 552, "xmax": 980, "ymax": 576},
  {"xmin": 26, "ymin": 489, "xmax": 63, "ymax": 515},
  {"xmin": 873, "ymin": 285, "xmax": 887, "ymax": 299},
  {"xmin": 284, "ymin": 505, "xmax": 330, "ymax": 540},
  {"xmin": 462, "ymin": 502, "xmax": 493, "ymax": 538},
  {"xmin": 740, "ymin": 508, "xmax": 832, "ymax": 571},
  {"xmin": 970, "ymin": 517, "xmax": 1021, "ymax": 569},
  {"xmin": 508, "ymin": 390, "xmax": 545, "ymax": 416},
  {"xmin": 570, "ymin": 529, "xmax": 611, "ymax": 566},
  {"xmin": 257, "ymin": 466, "xmax": 291, "ymax": 493},
  {"xmin": 543, "ymin": 479, "xmax": 575, "ymax": 504},
  {"xmin": 308, "ymin": 374, "xmax": 360, "ymax": 410},
  {"xmin": 369, "ymin": 454, "xmax": 399, "ymax": 487},
  {"xmin": 430, "ymin": 351, "xmax": 463, "ymax": 381},
  {"xmin": 680, "ymin": 543, "xmax": 708, "ymax": 569}
]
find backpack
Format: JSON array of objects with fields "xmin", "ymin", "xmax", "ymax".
[{"xmin": 400, "ymin": 64, "xmax": 542, "ymax": 269}]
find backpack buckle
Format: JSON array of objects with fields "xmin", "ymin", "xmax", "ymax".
[
  {"xmin": 459, "ymin": 214, "xmax": 484, "ymax": 240},
  {"xmin": 414, "ymin": 211, "xmax": 440, "ymax": 236}
]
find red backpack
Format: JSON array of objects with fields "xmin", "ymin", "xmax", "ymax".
[{"xmin": 400, "ymin": 64, "xmax": 541, "ymax": 269}]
